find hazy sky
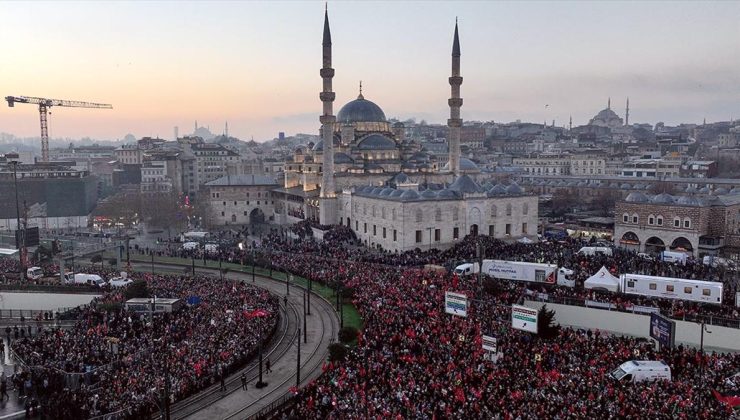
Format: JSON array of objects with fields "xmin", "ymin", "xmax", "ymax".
[{"xmin": 1, "ymin": 1, "xmax": 739, "ymax": 142}]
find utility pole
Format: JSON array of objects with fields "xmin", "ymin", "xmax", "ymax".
[
  {"xmin": 303, "ymin": 290, "xmax": 307, "ymax": 344},
  {"xmin": 256, "ymin": 332, "xmax": 267, "ymax": 388},
  {"xmin": 698, "ymin": 321, "xmax": 711, "ymax": 415},
  {"xmin": 296, "ymin": 328, "xmax": 301, "ymax": 387},
  {"xmin": 286, "ymin": 273, "xmax": 290, "ymax": 295}
]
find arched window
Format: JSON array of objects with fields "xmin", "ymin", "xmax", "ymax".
[
  {"xmin": 683, "ymin": 218, "xmax": 691, "ymax": 229},
  {"xmin": 522, "ymin": 202, "xmax": 529, "ymax": 215},
  {"xmin": 648, "ymin": 215, "xmax": 655, "ymax": 225},
  {"xmin": 452, "ymin": 208, "xmax": 459, "ymax": 221},
  {"xmin": 372, "ymin": 205, "xmax": 376, "ymax": 217},
  {"xmin": 392, "ymin": 208, "xmax": 396, "ymax": 221},
  {"xmin": 415, "ymin": 209, "xmax": 423, "ymax": 223},
  {"xmin": 632, "ymin": 214, "xmax": 638, "ymax": 224},
  {"xmin": 674, "ymin": 217, "xmax": 681, "ymax": 228},
  {"xmin": 363, "ymin": 204, "xmax": 367, "ymax": 215},
  {"xmin": 623, "ymin": 213, "xmax": 629, "ymax": 223},
  {"xmin": 381, "ymin": 207, "xmax": 386, "ymax": 219},
  {"xmin": 657, "ymin": 215, "xmax": 663, "ymax": 226},
  {"xmin": 435, "ymin": 207, "xmax": 442, "ymax": 222},
  {"xmin": 506, "ymin": 204, "xmax": 512, "ymax": 216},
  {"xmin": 491, "ymin": 205, "xmax": 498, "ymax": 218}
]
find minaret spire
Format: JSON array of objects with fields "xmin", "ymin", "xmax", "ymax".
[
  {"xmin": 319, "ymin": 5, "xmax": 337, "ymax": 224},
  {"xmin": 447, "ymin": 19, "xmax": 463, "ymax": 176},
  {"xmin": 625, "ymin": 97, "xmax": 630, "ymax": 126},
  {"xmin": 358, "ymin": 80, "xmax": 363, "ymax": 99},
  {"xmin": 569, "ymin": 115, "xmax": 573, "ymax": 132},
  {"xmin": 608, "ymin": 97, "xmax": 611, "ymax": 110}
]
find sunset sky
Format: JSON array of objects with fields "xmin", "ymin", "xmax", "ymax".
[{"xmin": 1, "ymin": 1, "xmax": 739, "ymax": 142}]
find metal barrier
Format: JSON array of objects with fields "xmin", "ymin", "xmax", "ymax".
[{"xmin": 526, "ymin": 294, "xmax": 740, "ymax": 329}]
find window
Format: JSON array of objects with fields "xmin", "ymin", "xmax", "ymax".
[
  {"xmin": 684, "ymin": 218, "xmax": 691, "ymax": 228},
  {"xmin": 674, "ymin": 218, "xmax": 680, "ymax": 228},
  {"xmin": 364, "ymin": 223, "xmax": 367, "ymax": 234},
  {"xmin": 223, "ymin": 201, "xmax": 226, "ymax": 206},
  {"xmin": 506, "ymin": 204, "xmax": 512, "ymax": 216},
  {"xmin": 627, "ymin": 280, "xmax": 635, "ymax": 288},
  {"xmin": 453, "ymin": 227, "xmax": 459, "ymax": 239},
  {"xmin": 243, "ymin": 211, "xmax": 247, "ymax": 216},
  {"xmin": 522, "ymin": 203, "xmax": 529, "ymax": 215},
  {"xmin": 435, "ymin": 208, "xmax": 442, "ymax": 222},
  {"xmin": 355, "ymin": 221, "xmax": 358, "ymax": 230},
  {"xmin": 648, "ymin": 215, "xmax": 655, "ymax": 225},
  {"xmin": 522, "ymin": 223, "xmax": 528, "ymax": 234},
  {"xmin": 649, "ymin": 283, "xmax": 656, "ymax": 290},
  {"xmin": 373, "ymin": 225, "xmax": 377, "ymax": 236},
  {"xmin": 666, "ymin": 285, "xmax": 674, "ymax": 292},
  {"xmin": 623, "ymin": 214, "xmax": 629, "ymax": 223},
  {"xmin": 505, "ymin": 224, "xmax": 511, "ymax": 235},
  {"xmin": 657, "ymin": 216, "xmax": 663, "ymax": 226},
  {"xmin": 632, "ymin": 214, "xmax": 638, "ymax": 224},
  {"xmin": 382, "ymin": 207, "xmax": 386, "ymax": 219},
  {"xmin": 393, "ymin": 230, "xmax": 397, "ymax": 241},
  {"xmin": 702, "ymin": 288, "xmax": 710, "ymax": 296},
  {"xmin": 434, "ymin": 229, "xmax": 440, "ymax": 241},
  {"xmin": 372, "ymin": 206, "xmax": 376, "ymax": 217},
  {"xmin": 491, "ymin": 205, "xmax": 497, "ymax": 218},
  {"xmin": 489, "ymin": 225, "xmax": 495, "ymax": 236},
  {"xmin": 452, "ymin": 208, "xmax": 459, "ymax": 221},
  {"xmin": 392, "ymin": 208, "xmax": 396, "ymax": 221},
  {"xmin": 416, "ymin": 209, "xmax": 423, "ymax": 223},
  {"xmin": 383, "ymin": 227, "xmax": 386, "ymax": 239},
  {"xmin": 684, "ymin": 287, "xmax": 692, "ymax": 294},
  {"xmin": 221, "ymin": 211, "xmax": 225, "ymax": 216},
  {"xmin": 415, "ymin": 230, "xmax": 422, "ymax": 243}
]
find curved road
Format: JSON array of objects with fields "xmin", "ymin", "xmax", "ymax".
[{"xmin": 129, "ymin": 262, "xmax": 339, "ymax": 420}]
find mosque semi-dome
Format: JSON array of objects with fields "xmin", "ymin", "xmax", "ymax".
[
  {"xmin": 357, "ymin": 134, "xmax": 397, "ymax": 150},
  {"xmin": 337, "ymin": 95, "xmax": 386, "ymax": 123}
]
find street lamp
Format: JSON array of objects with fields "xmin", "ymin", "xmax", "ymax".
[{"xmin": 698, "ymin": 321, "xmax": 712, "ymax": 414}]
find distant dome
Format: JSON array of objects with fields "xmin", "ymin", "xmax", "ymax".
[
  {"xmin": 438, "ymin": 189, "xmax": 458, "ymax": 199},
  {"xmin": 400, "ymin": 189, "xmax": 420, "ymax": 200},
  {"xmin": 334, "ymin": 152, "xmax": 353, "ymax": 164},
  {"xmin": 730, "ymin": 187, "xmax": 740, "ymax": 195},
  {"xmin": 420, "ymin": 189, "xmax": 438, "ymax": 199},
  {"xmin": 506, "ymin": 183, "xmax": 524, "ymax": 195},
  {"xmin": 312, "ymin": 135, "xmax": 341, "ymax": 152},
  {"xmin": 698, "ymin": 186, "xmax": 711, "ymax": 194},
  {"xmin": 448, "ymin": 175, "xmax": 482, "ymax": 193},
  {"xmin": 371, "ymin": 187, "xmax": 383, "ymax": 195},
  {"xmin": 589, "ymin": 105, "xmax": 624, "ymax": 128},
  {"xmin": 625, "ymin": 192, "xmax": 649, "ymax": 203},
  {"xmin": 379, "ymin": 188, "xmax": 394, "ymax": 196},
  {"xmin": 357, "ymin": 134, "xmax": 396, "ymax": 150},
  {"xmin": 714, "ymin": 187, "xmax": 729, "ymax": 195},
  {"xmin": 337, "ymin": 96, "xmax": 386, "ymax": 123},
  {"xmin": 685, "ymin": 186, "xmax": 698, "ymax": 194},
  {"xmin": 443, "ymin": 158, "xmax": 480, "ymax": 172},
  {"xmin": 651, "ymin": 193, "xmax": 675, "ymax": 204},
  {"xmin": 620, "ymin": 183, "xmax": 632, "ymax": 189},
  {"xmin": 676, "ymin": 195, "xmax": 700, "ymax": 206},
  {"xmin": 390, "ymin": 189, "xmax": 405, "ymax": 197}
]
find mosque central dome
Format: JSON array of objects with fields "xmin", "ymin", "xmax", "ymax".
[{"xmin": 337, "ymin": 94, "xmax": 386, "ymax": 123}]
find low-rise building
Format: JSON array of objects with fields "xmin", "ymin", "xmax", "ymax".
[{"xmin": 205, "ymin": 175, "xmax": 279, "ymax": 226}]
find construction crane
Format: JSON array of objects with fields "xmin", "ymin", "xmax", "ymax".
[{"xmin": 5, "ymin": 95, "xmax": 113, "ymax": 162}]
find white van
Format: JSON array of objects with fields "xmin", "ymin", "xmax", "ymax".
[
  {"xmin": 71, "ymin": 273, "xmax": 106, "ymax": 287},
  {"xmin": 611, "ymin": 360, "xmax": 671, "ymax": 383},
  {"xmin": 578, "ymin": 247, "xmax": 613, "ymax": 257},
  {"xmin": 109, "ymin": 271, "xmax": 133, "ymax": 288},
  {"xmin": 453, "ymin": 263, "xmax": 479, "ymax": 276},
  {"xmin": 26, "ymin": 267, "xmax": 44, "ymax": 280}
]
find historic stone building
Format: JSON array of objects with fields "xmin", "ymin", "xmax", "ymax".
[
  {"xmin": 205, "ymin": 175, "xmax": 279, "ymax": 226},
  {"xmin": 614, "ymin": 191, "xmax": 740, "ymax": 257}
]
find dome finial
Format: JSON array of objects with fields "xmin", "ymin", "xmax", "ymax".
[{"xmin": 358, "ymin": 80, "xmax": 364, "ymax": 99}]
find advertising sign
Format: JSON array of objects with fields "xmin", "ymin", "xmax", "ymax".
[
  {"xmin": 650, "ymin": 312, "xmax": 676, "ymax": 349},
  {"xmin": 482, "ymin": 335, "xmax": 497, "ymax": 353},
  {"xmin": 445, "ymin": 291, "xmax": 468, "ymax": 317},
  {"xmin": 512, "ymin": 304, "xmax": 538, "ymax": 333}
]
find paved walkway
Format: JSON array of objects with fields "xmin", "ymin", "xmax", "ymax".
[{"xmin": 130, "ymin": 262, "xmax": 340, "ymax": 420}]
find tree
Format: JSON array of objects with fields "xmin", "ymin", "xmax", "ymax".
[
  {"xmin": 338, "ymin": 326, "xmax": 359, "ymax": 344},
  {"xmin": 537, "ymin": 305, "xmax": 560, "ymax": 340},
  {"xmin": 124, "ymin": 280, "xmax": 149, "ymax": 300},
  {"xmin": 592, "ymin": 189, "xmax": 621, "ymax": 217},
  {"xmin": 328, "ymin": 343, "xmax": 348, "ymax": 362}
]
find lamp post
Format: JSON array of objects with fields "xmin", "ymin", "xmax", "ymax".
[
  {"xmin": 296, "ymin": 328, "xmax": 301, "ymax": 387},
  {"xmin": 698, "ymin": 321, "xmax": 711, "ymax": 415},
  {"xmin": 307, "ymin": 278, "xmax": 312, "ymax": 316},
  {"xmin": 251, "ymin": 248, "xmax": 256, "ymax": 283}
]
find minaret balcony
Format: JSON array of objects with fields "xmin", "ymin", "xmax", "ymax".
[
  {"xmin": 319, "ymin": 92, "xmax": 336, "ymax": 102},
  {"xmin": 320, "ymin": 68, "xmax": 335, "ymax": 78},
  {"xmin": 448, "ymin": 98, "xmax": 463, "ymax": 107},
  {"xmin": 447, "ymin": 118, "xmax": 462, "ymax": 128},
  {"xmin": 448, "ymin": 76, "xmax": 463, "ymax": 85}
]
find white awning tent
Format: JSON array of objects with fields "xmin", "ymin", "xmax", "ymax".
[
  {"xmin": 584, "ymin": 266, "xmax": 620, "ymax": 293},
  {"xmin": 517, "ymin": 237, "xmax": 533, "ymax": 244},
  {"xmin": 0, "ymin": 248, "xmax": 19, "ymax": 256}
]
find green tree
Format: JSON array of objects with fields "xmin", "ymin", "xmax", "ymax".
[
  {"xmin": 328, "ymin": 343, "xmax": 348, "ymax": 362},
  {"xmin": 537, "ymin": 305, "xmax": 561, "ymax": 340},
  {"xmin": 338, "ymin": 326, "xmax": 358, "ymax": 344},
  {"xmin": 124, "ymin": 280, "xmax": 149, "ymax": 300}
]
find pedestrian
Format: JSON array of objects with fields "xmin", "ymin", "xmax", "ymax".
[
  {"xmin": 241, "ymin": 373, "xmax": 247, "ymax": 391},
  {"xmin": 265, "ymin": 359, "xmax": 272, "ymax": 374},
  {"xmin": 0, "ymin": 373, "xmax": 8, "ymax": 400}
]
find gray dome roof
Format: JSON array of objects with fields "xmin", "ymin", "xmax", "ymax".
[
  {"xmin": 448, "ymin": 175, "xmax": 482, "ymax": 193},
  {"xmin": 443, "ymin": 158, "xmax": 480, "ymax": 172},
  {"xmin": 625, "ymin": 192, "xmax": 649, "ymax": 203},
  {"xmin": 371, "ymin": 187, "xmax": 383, "ymax": 195},
  {"xmin": 400, "ymin": 189, "xmax": 420, "ymax": 200},
  {"xmin": 357, "ymin": 134, "xmax": 396, "ymax": 150},
  {"xmin": 698, "ymin": 186, "xmax": 711, "ymax": 194},
  {"xmin": 731, "ymin": 187, "xmax": 740, "ymax": 195},
  {"xmin": 337, "ymin": 96, "xmax": 386, "ymax": 123},
  {"xmin": 651, "ymin": 193, "xmax": 675, "ymax": 204},
  {"xmin": 685, "ymin": 186, "xmax": 698, "ymax": 193},
  {"xmin": 334, "ymin": 152, "xmax": 353, "ymax": 164},
  {"xmin": 714, "ymin": 187, "xmax": 729, "ymax": 195},
  {"xmin": 506, "ymin": 183, "xmax": 524, "ymax": 195},
  {"xmin": 420, "ymin": 189, "xmax": 438, "ymax": 199},
  {"xmin": 379, "ymin": 188, "xmax": 394, "ymax": 196},
  {"xmin": 676, "ymin": 195, "xmax": 700, "ymax": 206},
  {"xmin": 438, "ymin": 189, "xmax": 458, "ymax": 199},
  {"xmin": 390, "ymin": 189, "xmax": 405, "ymax": 197},
  {"xmin": 312, "ymin": 135, "xmax": 341, "ymax": 152},
  {"xmin": 620, "ymin": 183, "xmax": 632, "ymax": 189}
]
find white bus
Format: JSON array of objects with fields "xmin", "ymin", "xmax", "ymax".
[{"xmin": 619, "ymin": 274, "xmax": 723, "ymax": 305}]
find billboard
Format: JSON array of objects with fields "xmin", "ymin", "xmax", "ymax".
[
  {"xmin": 445, "ymin": 291, "xmax": 468, "ymax": 317},
  {"xmin": 482, "ymin": 335, "xmax": 497, "ymax": 353},
  {"xmin": 15, "ymin": 227, "xmax": 40, "ymax": 248},
  {"xmin": 650, "ymin": 312, "xmax": 676, "ymax": 349},
  {"xmin": 512, "ymin": 304, "xmax": 538, "ymax": 333}
]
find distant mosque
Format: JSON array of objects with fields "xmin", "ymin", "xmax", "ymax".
[{"xmin": 588, "ymin": 97, "xmax": 630, "ymax": 129}]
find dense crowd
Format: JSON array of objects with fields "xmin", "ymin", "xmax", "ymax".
[{"xmin": 8, "ymin": 269, "xmax": 278, "ymax": 419}]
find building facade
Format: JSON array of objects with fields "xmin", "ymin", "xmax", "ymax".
[{"xmin": 205, "ymin": 175, "xmax": 279, "ymax": 226}]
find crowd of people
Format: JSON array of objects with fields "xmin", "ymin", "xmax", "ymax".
[{"xmin": 8, "ymin": 268, "xmax": 279, "ymax": 419}]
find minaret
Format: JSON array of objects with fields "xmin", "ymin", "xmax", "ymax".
[
  {"xmin": 447, "ymin": 19, "xmax": 463, "ymax": 176},
  {"xmin": 625, "ymin": 97, "xmax": 630, "ymax": 126},
  {"xmin": 319, "ymin": 6, "xmax": 337, "ymax": 225},
  {"xmin": 607, "ymin": 97, "xmax": 611, "ymax": 110},
  {"xmin": 225, "ymin": 121, "xmax": 229, "ymax": 137},
  {"xmin": 569, "ymin": 115, "xmax": 572, "ymax": 132}
]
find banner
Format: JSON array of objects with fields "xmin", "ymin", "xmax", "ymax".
[
  {"xmin": 482, "ymin": 335, "xmax": 497, "ymax": 353},
  {"xmin": 445, "ymin": 291, "xmax": 468, "ymax": 317},
  {"xmin": 650, "ymin": 312, "xmax": 676, "ymax": 349},
  {"xmin": 512, "ymin": 305, "xmax": 538, "ymax": 333}
]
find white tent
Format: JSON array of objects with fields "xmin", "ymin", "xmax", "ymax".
[
  {"xmin": 584, "ymin": 266, "xmax": 620, "ymax": 292},
  {"xmin": 517, "ymin": 237, "xmax": 533, "ymax": 244}
]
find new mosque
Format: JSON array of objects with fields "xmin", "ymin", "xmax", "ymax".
[{"xmin": 273, "ymin": 9, "xmax": 537, "ymax": 252}]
